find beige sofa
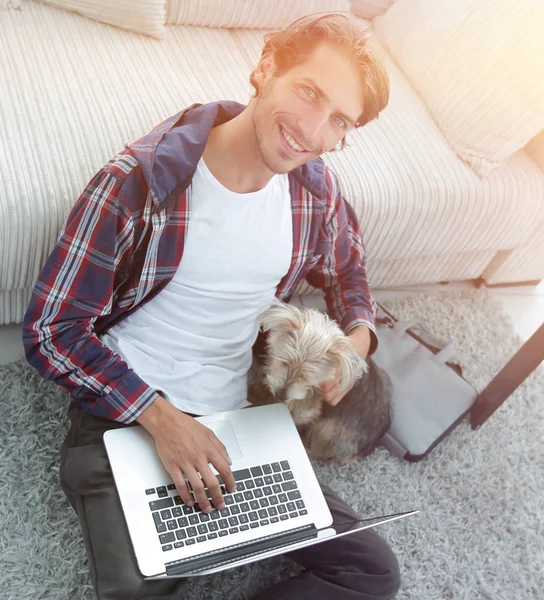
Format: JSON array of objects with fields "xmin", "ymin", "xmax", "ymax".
[{"xmin": 1, "ymin": 0, "xmax": 543, "ymax": 324}]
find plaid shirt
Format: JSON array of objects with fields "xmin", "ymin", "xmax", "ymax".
[{"xmin": 23, "ymin": 101, "xmax": 378, "ymax": 423}]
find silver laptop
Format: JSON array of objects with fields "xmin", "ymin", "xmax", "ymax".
[{"xmin": 103, "ymin": 403, "xmax": 417, "ymax": 578}]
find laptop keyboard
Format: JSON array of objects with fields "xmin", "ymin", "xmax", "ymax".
[{"xmin": 145, "ymin": 460, "xmax": 308, "ymax": 552}]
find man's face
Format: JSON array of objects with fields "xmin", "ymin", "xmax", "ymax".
[{"xmin": 251, "ymin": 42, "xmax": 364, "ymax": 174}]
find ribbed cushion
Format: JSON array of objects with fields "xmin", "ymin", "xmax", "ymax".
[
  {"xmin": 166, "ymin": 0, "xmax": 350, "ymax": 28},
  {"xmin": 0, "ymin": 289, "xmax": 33, "ymax": 327},
  {"xmin": 231, "ymin": 28, "xmax": 544, "ymax": 263},
  {"xmin": 483, "ymin": 219, "xmax": 544, "ymax": 285},
  {"xmin": 296, "ymin": 248, "xmax": 498, "ymax": 295},
  {"xmin": 36, "ymin": 0, "xmax": 166, "ymax": 39},
  {"xmin": 373, "ymin": 0, "xmax": 544, "ymax": 176},
  {"xmin": 350, "ymin": 0, "xmax": 394, "ymax": 20},
  {"xmin": 1, "ymin": 1, "xmax": 22, "ymax": 9},
  {"xmin": 526, "ymin": 131, "xmax": 544, "ymax": 173}
]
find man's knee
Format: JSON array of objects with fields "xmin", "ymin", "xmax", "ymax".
[
  {"xmin": 61, "ymin": 442, "xmax": 113, "ymax": 496},
  {"xmin": 352, "ymin": 529, "xmax": 401, "ymax": 599},
  {"xmin": 94, "ymin": 567, "xmax": 184, "ymax": 600}
]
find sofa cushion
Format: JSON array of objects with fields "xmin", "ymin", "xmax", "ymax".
[
  {"xmin": 1, "ymin": 1, "xmax": 22, "ymax": 9},
  {"xmin": 482, "ymin": 213, "xmax": 544, "ymax": 285},
  {"xmin": 166, "ymin": 0, "xmax": 349, "ymax": 28},
  {"xmin": 526, "ymin": 131, "xmax": 544, "ymax": 173},
  {"xmin": 350, "ymin": 0, "xmax": 395, "ymax": 20},
  {"xmin": 36, "ymin": 0, "xmax": 166, "ymax": 39},
  {"xmin": 373, "ymin": 0, "xmax": 544, "ymax": 177}
]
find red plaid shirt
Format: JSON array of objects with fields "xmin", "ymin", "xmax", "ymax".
[{"xmin": 23, "ymin": 101, "xmax": 378, "ymax": 423}]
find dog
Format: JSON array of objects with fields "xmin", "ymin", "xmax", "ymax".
[{"xmin": 249, "ymin": 300, "xmax": 393, "ymax": 465}]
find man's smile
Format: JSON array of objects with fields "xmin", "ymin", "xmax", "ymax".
[{"xmin": 279, "ymin": 125, "xmax": 310, "ymax": 156}]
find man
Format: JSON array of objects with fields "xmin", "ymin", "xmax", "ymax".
[{"xmin": 23, "ymin": 12, "xmax": 399, "ymax": 600}]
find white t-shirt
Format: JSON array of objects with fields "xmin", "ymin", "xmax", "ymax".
[{"xmin": 100, "ymin": 158, "xmax": 293, "ymax": 415}]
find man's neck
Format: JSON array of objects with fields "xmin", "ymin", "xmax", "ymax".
[{"xmin": 202, "ymin": 108, "xmax": 275, "ymax": 194}]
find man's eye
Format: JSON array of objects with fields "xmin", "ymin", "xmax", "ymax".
[
  {"xmin": 302, "ymin": 85, "xmax": 316, "ymax": 98},
  {"xmin": 333, "ymin": 116, "xmax": 346, "ymax": 128}
]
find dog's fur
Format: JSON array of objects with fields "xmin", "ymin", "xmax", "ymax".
[{"xmin": 249, "ymin": 301, "xmax": 393, "ymax": 464}]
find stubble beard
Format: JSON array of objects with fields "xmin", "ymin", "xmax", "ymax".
[{"xmin": 251, "ymin": 82, "xmax": 293, "ymax": 175}]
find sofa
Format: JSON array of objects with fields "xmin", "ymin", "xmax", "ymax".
[{"xmin": 1, "ymin": 0, "xmax": 543, "ymax": 325}]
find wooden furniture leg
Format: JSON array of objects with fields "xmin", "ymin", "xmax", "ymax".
[{"xmin": 471, "ymin": 322, "xmax": 544, "ymax": 429}]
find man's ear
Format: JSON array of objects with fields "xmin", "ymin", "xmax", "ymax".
[{"xmin": 253, "ymin": 51, "xmax": 276, "ymax": 89}]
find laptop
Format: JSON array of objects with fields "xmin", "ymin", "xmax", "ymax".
[{"xmin": 103, "ymin": 403, "xmax": 417, "ymax": 578}]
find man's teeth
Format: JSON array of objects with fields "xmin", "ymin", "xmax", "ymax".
[{"xmin": 281, "ymin": 127, "xmax": 305, "ymax": 152}]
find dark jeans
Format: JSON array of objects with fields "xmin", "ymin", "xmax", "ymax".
[{"xmin": 60, "ymin": 399, "xmax": 401, "ymax": 600}]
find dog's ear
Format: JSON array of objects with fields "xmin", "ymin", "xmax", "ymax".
[
  {"xmin": 259, "ymin": 301, "xmax": 297, "ymax": 332},
  {"xmin": 327, "ymin": 335, "xmax": 368, "ymax": 389}
]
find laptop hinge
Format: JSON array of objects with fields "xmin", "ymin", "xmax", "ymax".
[{"xmin": 165, "ymin": 523, "xmax": 318, "ymax": 576}]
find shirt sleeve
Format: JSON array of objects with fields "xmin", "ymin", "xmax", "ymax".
[
  {"xmin": 304, "ymin": 169, "xmax": 379, "ymax": 356},
  {"xmin": 22, "ymin": 160, "xmax": 160, "ymax": 423}
]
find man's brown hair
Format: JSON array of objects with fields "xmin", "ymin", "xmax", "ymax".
[{"xmin": 249, "ymin": 12, "xmax": 390, "ymax": 148}]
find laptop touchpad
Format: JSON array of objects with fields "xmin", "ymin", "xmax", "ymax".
[{"xmin": 204, "ymin": 420, "xmax": 243, "ymax": 461}]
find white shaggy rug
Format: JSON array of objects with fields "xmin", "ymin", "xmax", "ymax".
[{"xmin": 0, "ymin": 288, "xmax": 542, "ymax": 599}]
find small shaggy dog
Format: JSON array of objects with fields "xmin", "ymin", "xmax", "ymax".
[{"xmin": 249, "ymin": 301, "xmax": 393, "ymax": 465}]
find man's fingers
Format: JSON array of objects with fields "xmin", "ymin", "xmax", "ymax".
[
  {"xmin": 207, "ymin": 432, "xmax": 236, "ymax": 492},
  {"xmin": 321, "ymin": 367, "xmax": 342, "ymax": 394},
  {"xmin": 217, "ymin": 459, "xmax": 237, "ymax": 495},
  {"xmin": 322, "ymin": 379, "xmax": 355, "ymax": 406},
  {"xmin": 321, "ymin": 386, "xmax": 336, "ymax": 403},
  {"xmin": 171, "ymin": 468, "xmax": 194, "ymax": 507},
  {"xmin": 209, "ymin": 434, "xmax": 233, "ymax": 467},
  {"xmin": 185, "ymin": 465, "xmax": 214, "ymax": 514},
  {"xmin": 197, "ymin": 462, "xmax": 226, "ymax": 514},
  {"xmin": 324, "ymin": 392, "xmax": 342, "ymax": 406}
]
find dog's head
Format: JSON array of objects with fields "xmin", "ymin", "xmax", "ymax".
[{"xmin": 258, "ymin": 302, "xmax": 367, "ymax": 403}]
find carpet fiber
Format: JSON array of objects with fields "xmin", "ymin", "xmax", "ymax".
[{"xmin": 1, "ymin": 289, "xmax": 543, "ymax": 599}]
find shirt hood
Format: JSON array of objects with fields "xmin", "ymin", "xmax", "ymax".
[{"xmin": 125, "ymin": 100, "xmax": 330, "ymax": 211}]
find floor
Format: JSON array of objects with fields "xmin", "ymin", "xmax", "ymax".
[{"xmin": 1, "ymin": 280, "xmax": 542, "ymax": 367}]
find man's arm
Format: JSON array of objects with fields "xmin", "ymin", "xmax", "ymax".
[
  {"xmin": 305, "ymin": 170, "xmax": 378, "ymax": 357},
  {"xmin": 22, "ymin": 157, "xmax": 160, "ymax": 423},
  {"xmin": 347, "ymin": 324, "xmax": 372, "ymax": 359}
]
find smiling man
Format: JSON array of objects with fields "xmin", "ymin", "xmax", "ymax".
[
  {"xmin": 23, "ymin": 12, "xmax": 397, "ymax": 600},
  {"xmin": 203, "ymin": 17, "xmax": 387, "ymax": 406}
]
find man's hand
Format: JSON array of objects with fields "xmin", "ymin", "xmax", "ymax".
[
  {"xmin": 136, "ymin": 396, "xmax": 237, "ymax": 514},
  {"xmin": 320, "ymin": 325, "xmax": 371, "ymax": 406}
]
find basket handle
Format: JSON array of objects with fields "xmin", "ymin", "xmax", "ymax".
[{"xmin": 382, "ymin": 319, "xmax": 457, "ymax": 365}]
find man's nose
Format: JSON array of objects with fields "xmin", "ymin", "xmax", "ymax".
[{"xmin": 296, "ymin": 110, "xmax": 330, "ymax": 151}]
